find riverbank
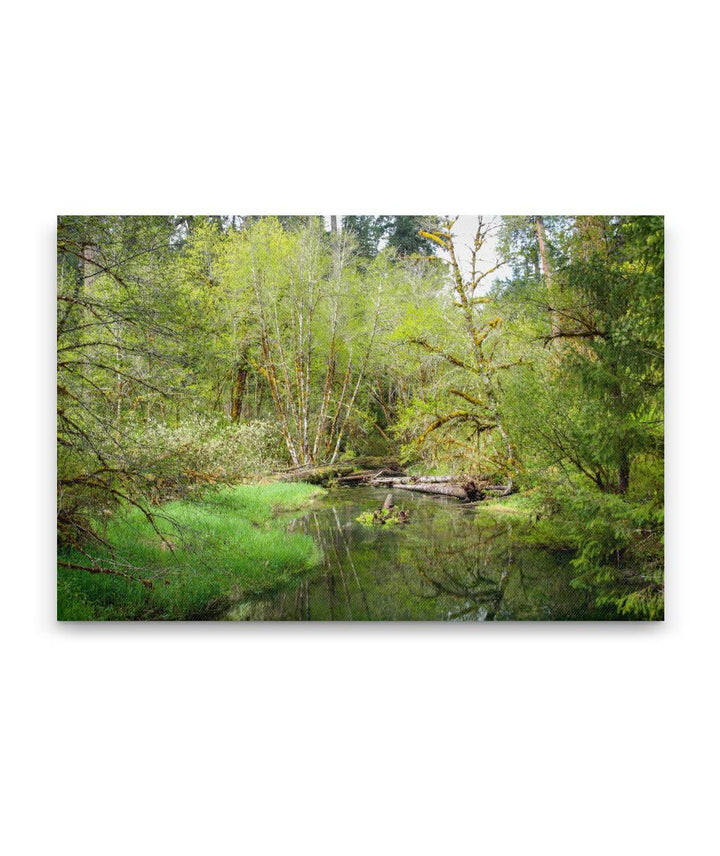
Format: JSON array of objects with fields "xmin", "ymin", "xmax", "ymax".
[
  {"xmin": 473, "ymin": 489, "xmax": 664, "ymax": 619},
  {"xmin": 57, "ymin": 483, "xmax": 325, "ymax": 620}
]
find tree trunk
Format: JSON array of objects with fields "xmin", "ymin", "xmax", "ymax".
[
  {"xmin": 618, "ymin": 452, "xmax": 630, "ymax": 494},
  {"xmin": 391, "ymin": 482, "xmax": 473, "ymax": 500},
  {"xmin": 372, "ymin": 475, "xmax": 454, "ymax": 485},
  {"xmin": 230, "ymin": 363, "xmax": 248, "ymax": 421},
  {"xmin": 534, "ymin": 216, "xmax": 559, "ymax": 337}
]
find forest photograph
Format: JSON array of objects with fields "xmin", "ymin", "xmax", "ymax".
[
  {"xmin": 12, "ymin": 1, "xmax": 718, "ymax": 853},
  {"xmin": 56, "ymin": 214, "xmax": 664, "ymax": 621},
  {"xmin": 10, "ymin": 0, "xmax": 720, "ymax": 849}
]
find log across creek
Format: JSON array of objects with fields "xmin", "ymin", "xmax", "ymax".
[
  {"xmin": 369, "ymin": 476, "xmax": 514, "ymax": 502},
  {"xmin": 278, "ymin": 460, "xmax": 513, "ymax": 502}
]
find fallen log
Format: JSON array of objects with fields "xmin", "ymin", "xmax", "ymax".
[
  {"xmin": 371, "ymin": 475, "xmax": 455, "ymax": 485},
  {"xmin": 370, "ymin": 473, "xmax": 514, "ymax": 502},
  {"xmin": 278, "ymin": 458, "xmax": 405, "ymax": 486},
  {"xmin": 336, "ymin": 471, "xmax": 375, "ymax": 483},
  {"xmin": 277, "ymin": 464, "xmax": 355, "ymax": 485},
  {"xmin": 482, "ymin": 482, "xmax": 516, "ymax": 497},
  {"xmin": 337, "ymin": 467, "xmax": 404, "ymax": 484},
  {"xmin": 391, "ymin": 482, "xmax": 473, "ymax": 501},
  {"xmin": 278, "ymin": 460, "xmax": 512, "ymax": 501}
]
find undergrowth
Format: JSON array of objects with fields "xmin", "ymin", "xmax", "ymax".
[
  {"xmin": 475, "ymin": 487, "xmax": 664, "ymax": 620},
  {"xmin": 57, "ymin": 483, "xmax": 324, "ymax": 620}
]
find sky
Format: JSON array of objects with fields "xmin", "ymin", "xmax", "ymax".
[
  {"xmin": 327, "ymin": 215, "xmax": 511, "ymax": 287},
  {"xmin": 437, "ymin": 215, "xmax": 510, "ymax": 287}
]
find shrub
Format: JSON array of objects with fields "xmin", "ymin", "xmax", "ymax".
[
  {"xmin": 547, "ymin": 485, "xmax": 664, "ymax": 620},
  {"xmin": 128, "ymin": 416, "xmax": 285, "ymax": 501}
]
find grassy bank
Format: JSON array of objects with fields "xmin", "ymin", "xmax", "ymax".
[
  {"xmin": 475, "ymin": 492, "xmax": 543, "ymax": 524},
  {"xmin": 57, "ymin": 482, "xmax": 325, "ymax": 620}
]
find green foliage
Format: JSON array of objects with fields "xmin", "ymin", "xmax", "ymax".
[
  {"xmin": 341, "ymin": 216, "xmax": 390, "ymax": 258},
  {"xmin": 130, "ymin": 417, "xmax": 285, "ymax": 498},
  {"xmin": 473, "ymin": 484, "xmax": 663, "ymax": 620},
  {"xmin": 497, "ymin": 215, "xmax": 663, "ymax": 496},
  {"xmin": 355, "ymin": 506, "xmax": 407, "ymax": 526},
  {"xmin": 385, "ymin": 216, "xmax": 441, "ymax": 256},
  {"xmin": 57, "ymin": 214, "xmax": 664, "ymax": 620},
  {"xmin": 474, "ymin": 492, "xmax": 543, "ymax": 524},
  {"xmin": 340, "ymin": 215, "xmax": 441, "ymax": 258},
  {"xmin": 557, "ymin": 486, "xmax": 664, "ymax": 620},
  {"xmin": 57, "ymin": 483, "xmax": 324, "ymax": 620}
]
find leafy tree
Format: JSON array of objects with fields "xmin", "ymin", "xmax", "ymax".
[
  {"xmin": 499, "ymin": 215, "xmax": 663, "ymax": 495},
  {"xmin": 386, "ymin": 215, "xmax": 440, "ymax": 256},
  {"xmin": 341, "ymin": 215, "xmax": 441, "ymax": 258},
  {"xmin": 57, "ymin": 215, "xmax": 185, "ymax": 570},
  {"xmin": 341, "ymin": 216, "xmax": 390, "ymax": 257},
  {"xmin": 397, "ymin": 217, "xmax": 519, "ymax": 480}
]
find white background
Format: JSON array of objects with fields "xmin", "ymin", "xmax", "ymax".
[{"xmin": 2, "ymin": 2, "xmax": 718, "ymax": 854}]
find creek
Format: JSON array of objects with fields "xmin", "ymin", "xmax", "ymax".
[{"xmin": 236, "ymin": 486, "xmax": 612, "ymax": 621}]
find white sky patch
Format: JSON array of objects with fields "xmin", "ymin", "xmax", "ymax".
[
  {"xmin": 436, "ymin": 215, "xmax": 510, "ymax": 289},
  {"xmin": 327, "ymin": 215, "xmax": 511, "ymax": 288}
]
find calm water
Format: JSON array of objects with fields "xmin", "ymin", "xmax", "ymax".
[{"xmin": 235, "ymin": 486, "xmax": 611, "ymax": 621}]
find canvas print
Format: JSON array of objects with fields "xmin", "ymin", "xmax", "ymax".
[{"xmin": 57, "ymin": 215, "xmax": 664, "ymax": 621}]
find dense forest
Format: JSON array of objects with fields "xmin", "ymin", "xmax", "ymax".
[{"xmin": 57, "ymin": 214, "xmax": 664, "ymax": 620}]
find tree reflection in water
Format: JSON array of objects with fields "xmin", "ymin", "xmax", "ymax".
[
  {"xmin": 239, "ymin": 487, "xmax": 606, "ymax": 621},
  {"xmin": 412, "ymin": 527, "xmax": 514, "ymax": 620}
]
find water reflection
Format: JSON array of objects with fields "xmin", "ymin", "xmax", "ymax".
[
  {"xmin": 413, "ymin": 538, "xmax": 512, "ymax": 621},
  {"xmin": 238, "ymin": 486, "xmax": 608, "ymax": 621}
]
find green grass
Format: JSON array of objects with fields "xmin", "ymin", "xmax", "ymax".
[
  {"xmin": 475, "ymin": 492, "xmax": 543, "ymax": 524},
  {"xmin": 57, "ymin": 482, "xmax": 325, "ymax": 621}
]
